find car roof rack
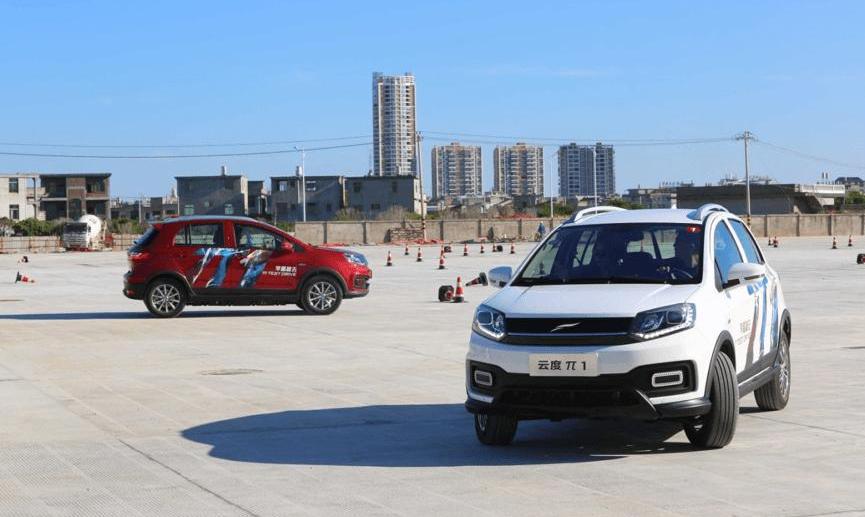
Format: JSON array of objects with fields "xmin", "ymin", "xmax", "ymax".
[
  {"xmin": 687, "ymin": 203, "xmax": 729, "ymax": 221},
  {"xmin": 564, "ymin": 205, "xmax": 626, "ymax": 225}
]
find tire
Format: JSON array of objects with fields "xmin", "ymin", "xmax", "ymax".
[
  {"xmin": 474, "ymin": 413, "xmax": 518, "ymax": 446},
  {"xmin": 684, "ymin": 352, "xmax": 738, "ymax": 449},
  {"xmin": 754, "ymin": 333, "xmax": 791, "ymax": 411},
  {"xmin": 300, "ymin": 275, "xmax": 343, "ymax": 315},
  {"xmin": 144, "ymin": 278, "xmax": 187, "ymax": 318}
]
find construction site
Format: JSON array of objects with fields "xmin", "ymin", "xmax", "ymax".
[{"xmin": 1, "ymin": 236, "xmax": 864, "ymax": 516}]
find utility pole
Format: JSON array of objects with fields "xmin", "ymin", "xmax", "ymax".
[
  {"xmin": 294, "ymin": 146, "xmax": 306, "ymax": 222},
  {"xmin": 416, "ymin": 131, "xmax": 426, "ymax": 240},
  {"xmin": 736, "ymin": 131, "xmax": 754, "ymax": 226}
]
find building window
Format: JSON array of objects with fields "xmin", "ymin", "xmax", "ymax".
[
  {"xmin": 370, "ymin": 203, "xmax": 381, "ymax": 210},
  {"xmin": 353, "ymin": 182, "xmax": 362, "ymax": 193},
  {"xmin": 9, "ymin": 204, "xmax": 20, "ymax": 220},
  {"xmin": 278, "ymin": 181, "xmax": 288, "ymax": 192},
  {"xmin": 224, "ymin": 203, "xmax": 234, "ymax": 215},
  {"xmin": 8, "ymin": 178, "xmax": 19, "ymax": 193},
  {"xmin": 86, "ymin": 178, "xmax": 105, "ymax": 193},
  {"xmin": 184, "ymin": 204, "xmax": 195, "ymax": 215}
]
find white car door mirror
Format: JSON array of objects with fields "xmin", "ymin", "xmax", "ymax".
[
  {"xmin": 725, "ymin": 262, "xmax": 765, "ymax": 288},
  {"xmin": 488, "ymin": 266, "xmax": 513, "ymax": 288}
]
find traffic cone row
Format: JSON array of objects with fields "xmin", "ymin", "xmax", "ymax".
[{"xmin": 388, "ymin": 242, "xmax": 520, "ymax": 267}]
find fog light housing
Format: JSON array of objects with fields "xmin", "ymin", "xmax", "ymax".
[
  {"xmin": 473, "ymin": 369, "xmax": 494, "ymax": 388},
  {"xmin": 651, "ymin": 370, "xmax": 684, "ymax": 388}
]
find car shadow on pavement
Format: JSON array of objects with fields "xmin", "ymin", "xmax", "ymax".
[
  {"xmin": 0, "ymin": 310, "xmax": 307, "ymax": 320},
  {"xmin": 182, "ymin": 403, "xmax": 692, "ymax": 467}
]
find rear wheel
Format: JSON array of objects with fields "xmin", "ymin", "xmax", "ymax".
[
  {"xmin": 754, "ymin": 333, "xmax": 791, "ymax": 411},
  {"xmin": 474, "ymin": 413, "xmax": 518, "ymax": 446},
  {"xmin": 144, "ymin": 278, "xmax": 187, "ymax": 318},
  {"xmin": 300, "ymin": 275, "xmax": 343, "ymax": 315},
  {"xmin": 684, "ymin": 352, "xmax": 738, "ymax": 449}
]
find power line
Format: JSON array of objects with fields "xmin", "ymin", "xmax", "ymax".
[
  {"xmin": 423, "ymin": 134, "xmax": 734, "ymax": 147},
  {"xmin": 423, "ymin": 130, "xmax": 736, "ymax": 145},
  {"xmin": 754, "ymin": 139, "xmax": 865, "ymax": 170},
  {"xmin": 0, "ymin": 135, "xmax": 372, "ymax": 149},
  {"xmin": 0, "ymin": 141, "xmax": 371, "ymax": 159}
]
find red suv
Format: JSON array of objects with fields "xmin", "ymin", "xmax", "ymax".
[{"xmin": 123, "ymin": 216, "xmax": 371, "ymax": 317}]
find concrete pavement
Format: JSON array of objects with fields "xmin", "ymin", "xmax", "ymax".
[{"xmin": 1, "ymin": 238, "xmax": 864, "ymax": 516}]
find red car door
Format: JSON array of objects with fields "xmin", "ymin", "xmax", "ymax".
[
  {"xmin": 225, "ymin": 222, "xmax": 304, "ymax": 292},
  {"xmin": 172, "ymin": 221, "xmax": 234, "ymax": 293}
]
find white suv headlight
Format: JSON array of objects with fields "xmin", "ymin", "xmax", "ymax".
[
  {"xmin": 630, "ymin": 303, "xmax": 696, "ymax": 340},
  {"xmin": 473, "ymin": 304, "xmax": 506, "ymax": 341}
]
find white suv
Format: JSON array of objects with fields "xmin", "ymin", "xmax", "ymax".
[{"xmin": 466, "ymin": 204, "xmax": 791, "ymax": 449}]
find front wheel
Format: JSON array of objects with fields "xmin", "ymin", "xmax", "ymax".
[
  {"xmin": 474, "ymin": 413, "xmax": 518, "ymax": 446},
  {"xmin": 684, "ymin": 352, "xmax": 738, "ymax": 449},
  {"xmin": 300, "ymin": 275, "xmax": 343, "ymax": 315},
  {"xmin": 144, "ymin": 278, "xmax": 187, "ymax": 318},
  {"xmin": 754, "ymin": 333, "xmax": 791, "ymax": 411}
]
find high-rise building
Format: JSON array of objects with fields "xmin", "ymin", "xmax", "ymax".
[
  {"xmin": 430, "ymin": 142, "xmax": 482, "ymax": 199},
  {"xmin": 372, "ymin": 72, "xmax": 418, "ymax": 177},
  {"xmin": 493, "ymin": 143, "xmax": 544, "ymax": 196},
  {"xmin": 557, "ymin": 142, "xmax": 615, "ymax": 199}
]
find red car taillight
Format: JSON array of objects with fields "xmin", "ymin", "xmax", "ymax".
[{"xmin": 128, "ymin": 251, "xmax": 151, "ymax": 270}]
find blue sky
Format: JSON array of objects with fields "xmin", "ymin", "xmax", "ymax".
[{"xmin": 1, "ymin": 0, "xmax": 863, "ymax": 198}]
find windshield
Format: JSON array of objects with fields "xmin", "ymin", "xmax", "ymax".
[{"xmin": 513, "ymin": 223, "xmax": 704, "ymax": 285}]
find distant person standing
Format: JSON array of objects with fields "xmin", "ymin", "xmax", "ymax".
[{"xmin": 536, "ymin": 221, "xmax": 546, "ymax": 241}]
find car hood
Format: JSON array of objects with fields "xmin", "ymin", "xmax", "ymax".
[{"xmin": 485, "ymin": 283, "xmax": 700, "ymax": 318}]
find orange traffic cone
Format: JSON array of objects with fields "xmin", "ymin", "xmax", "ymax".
[
  {"xmin": 480, "ymin": 243, "xmax": 485, "ymax": 254},
  {"xmin": 832, "ymin": 236, "xmax": 838, "ymax": 249},
  {"xmin": 404, "ymin": 243, "xmax": 410, "ymax": 256},
  {"xmin": 466, "ymin": 272, "xmax": 489, "ymax": 287},
  {"xmin": 773, "ymin": 236, "xmax": 779, "ymax": 248},
  {"xmin": 510, "ymin": 242, "xmax": 516, "ymax": 254},
  {"xmin": 438, "ymin": 251, "xmax": 446, "ymax": 270},
  {"xmin": 386, "ymin": 250, "xmax": 393, "ymax": 267},
  {"xmin": 768, "ymin": 237, "xmax": 772, "ymax": 246},
  {"xmin": 849, "ymin": 235, "xmax": 854, "ymax": 247},
  {"xmin": 452, "ymin": 276, "xmax": 465, "ymax": 303},
  {"xmin": 463, "ymin": 243, "xmax": 469, "ymax": 256},
  {"xmin": 416, "ymin": 247, "xmax": 423, "ymax": 262},
  {"xmin": 15, "ymin": 272, "xmax": 34, "ymax": 284}
]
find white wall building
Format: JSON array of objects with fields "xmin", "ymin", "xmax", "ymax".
[
  {"xmin": 431, "ymin": 142, "xmax": 483, "ymax": 199},
  {"xmin": 0, "ymin": 174, "xmax": 40, "ymax": 221},
  {"xmin": 372, "ymin": 72, "xmax": 418, "ymax": 177}
]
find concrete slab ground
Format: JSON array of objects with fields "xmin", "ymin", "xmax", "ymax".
[{"xmin": 0, "ymin": 237, "xmax": 864, "ymax": 516}]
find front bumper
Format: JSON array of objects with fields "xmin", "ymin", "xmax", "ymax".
[{"xmin": 465, "ymin": 360, "xmax": 710, "ymax": 421}]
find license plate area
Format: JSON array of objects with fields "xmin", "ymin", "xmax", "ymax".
[{"xmin": 529, "ymin": 353, "xmax": 599, "ymax": 377}]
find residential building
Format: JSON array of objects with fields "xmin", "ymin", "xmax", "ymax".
[
  {"xmin": 110, "ymin": 195, "xmax": 178, "ymax": 221},
  {"xmin": 430, "ymin": 142, "xmax": 482, "ymax": 199},
  {"xmin": 493, "ymin": 143, "xmax": 544, "ymax": 196},
  {"xmin": 372, "ymin": 72, "xmax": 418, "ymax": 176},
  {"xmin": 835, "ymin": 176, "xmax": 865, "ymax": 193},
  {"xmin": 247, "ymin": 180, "xmax": 268, "ymax": 218},
  {"xmin": 40, "ymin": 173, "xmax": 110, "ymax": 220},
  {"xmin": 0, "ymin": 174, "xmax": 40, "ymax": 221},
  {"xmin": 176, "ymin": 170, "xmax": 248, "ymax": 216},
  {"xmin": 557, "ymin": 142, "xmax": 615, "ymax": 200},
  {"xmin": 271, "ymin": 175, "xmax": 346, "ymax": 222},
  {"xmin": 345, "ymin": 175, "xmax": 423, "ymax": 218}
]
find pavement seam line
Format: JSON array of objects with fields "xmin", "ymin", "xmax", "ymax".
[
  {"xmin": 743, "ymin": 413, "xmax": 865, "ymax": 439},
  {"xmin": 117, "ymin": 438, "xmax": 261, "ymax": 517}
]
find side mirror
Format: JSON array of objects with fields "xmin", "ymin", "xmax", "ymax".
[
  {"xmin": 488, "ymin": 266, "xmax": 513, "ymax": 288},
  {"xmin": 724, "ymin": 262, "xmax": 765, "ymax": 288}
]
